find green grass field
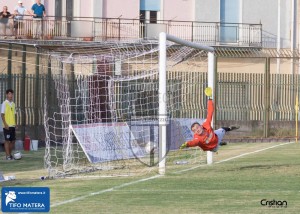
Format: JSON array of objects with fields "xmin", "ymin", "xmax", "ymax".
[{"xmin": 1, "ymin": 142, "xmax": 300, "ymax": 214}]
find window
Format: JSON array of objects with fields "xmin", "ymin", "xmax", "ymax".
[
  {"xmin": 140, "ymin": 10, "xmax": 146, "ymax": 23},
  {"xmin": 150, "ymin": 11, "xmax": 157, "ymax": 23},
  {"xmin": 140, "ymin": 10, "xmax": 157, "ymax": 23},
  {"xmin": 220, "ymin": 0, "xmax": 240, "ymax": 43}
]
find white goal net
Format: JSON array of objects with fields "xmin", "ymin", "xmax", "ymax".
[{"xmin": 44, "ymin": 34, "xmax": 214, "ymax": 178}]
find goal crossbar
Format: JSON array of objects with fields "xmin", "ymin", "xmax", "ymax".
[{"xmin": 166, "ymin": 34, "xmax": 215, "ymax": 52}]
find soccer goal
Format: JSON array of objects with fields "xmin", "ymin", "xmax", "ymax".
[{"xmin": 44, "ymin": 33, "xmax": 215, "ymax": 178}]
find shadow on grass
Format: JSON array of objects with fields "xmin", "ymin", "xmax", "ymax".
[
  {"xmin": 0, "ymin": 178, "xmax": 44, "ymax": 187},
  {"xmin": 236, "ymin": 164, "xmax": 290, "ymax": 171}
]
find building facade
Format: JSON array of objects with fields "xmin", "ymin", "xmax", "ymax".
[
  {"xmin": 195, "ymin": 0, "xmax": 295, "ymax": 49},
  {"xmin": 0, "ymin": 0, "xmax": 298, "ymax": 50}
]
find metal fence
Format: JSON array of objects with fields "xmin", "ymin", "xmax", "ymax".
[
  {"xmin": 0, "ymin": 73, "xmax": 49, "ymax": 139},
  {"xmin": 217, "ymin": 73, "xmax": 299, "ymax": 121},
  {"xmin": 0, "ymin": 16, "xmax": 262, "ymax": 47},
  {"xmin": 0, "ymin": 71, "xmax": 298, "ymax": 140}
]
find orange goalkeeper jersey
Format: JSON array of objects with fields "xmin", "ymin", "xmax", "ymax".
[{"xmin": 186, "ymin": 100, "xmax": 218, "ymax": 151}]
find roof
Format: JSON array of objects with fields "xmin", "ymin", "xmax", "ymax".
[
  {"xmin": 1, "ymin": 40, "xmax": 299, "ymax": 59},
  {"xmin": 214, "ymin": 47, "xmax": 300, "ymax": 58}
]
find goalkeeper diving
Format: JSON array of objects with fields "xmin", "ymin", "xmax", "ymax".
[{"xmin": 180, "ymin": 87, "xmax": 239, "ymax": 152}]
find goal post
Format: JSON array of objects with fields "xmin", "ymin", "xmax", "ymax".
[
  {"xmin": 207, "ymin": 52, "xmax": 216, "ymax": 165},
  {"xmin": 44, "ymin": 33, "xmax": 216, "ymax": 178},
  {"xmin": 159, "ymin": 33, "xmax": 215, "ymax": 174},
  {"xmin": 158, "ymin": 32, "xmax": 167, "ymax": 175}
]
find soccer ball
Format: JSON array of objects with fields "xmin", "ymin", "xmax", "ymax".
[
  {"xmin": 145, "ymin": 141, "xmax": 156, "ymax": 154},
  {"xmin": 13, "ymin": 151, "xmax": 22, "ymax": 160}
]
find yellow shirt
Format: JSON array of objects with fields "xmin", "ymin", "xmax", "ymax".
[{"xmin": 1, "ymin": 100, "xmax": 16, "ymax": 127}]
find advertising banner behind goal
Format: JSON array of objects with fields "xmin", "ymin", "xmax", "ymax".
[
  {"xmin": 71, "ymin": 119, "xmax": 204, "ymax": 164},
  {"xmin": 71, "ymin": 122, "xmax": 145, "ymax": 163}
]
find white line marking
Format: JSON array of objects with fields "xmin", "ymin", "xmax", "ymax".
[
  {"xmin": 50, "ymin": 174, "xmax": 162, "ymax": 208},
  {"xmin": 51, "ymin": 142, "xmax": 294, "ymax": 207},
  {"xmin": 174, "ymin": 142, "xmax": 294, "ymax": 174}
]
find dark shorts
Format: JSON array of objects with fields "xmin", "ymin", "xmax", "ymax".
[
  {"xmin": 3, "ymin": 127, "xmax": 16, "ymax": 142},
  {"xmin": 14, "ymin": 21, "xmax": 22, "ymax": 29}
]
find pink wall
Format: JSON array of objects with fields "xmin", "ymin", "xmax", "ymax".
[
  {"xmin": 78, "ymin": 0, "xmax": 93, "ymax": 17},
  {"xmin": 0, "ymin": 0, "xmax": 54, "ymax": 16},
  {"xmin": 0, "ymin": 0, "xmax": 55, "ymax": 16},
  {"xmin": 0, "ymin": 0, "xmax": 194, "ymax": 20},
  {"xmin": 74, "ymin": 0, "xmax": 140, "ymax": 19},
  {"xmin": 103, "ymin": 0, "xmax": 140, "ymax": 19},
  {"xmin": 0, "ymin": 0, "xmax": 35, "ymax": 14},
  {"xmin": 163, "ymin": 0, "xmax": 194, "ymax": 21}
]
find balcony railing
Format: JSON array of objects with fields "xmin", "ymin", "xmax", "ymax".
[{"xmin": 0, "ymin": 16, "xmax": 262, "ymax": 47}]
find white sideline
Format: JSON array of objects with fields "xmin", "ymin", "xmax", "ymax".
[
  {"xmin": 50, "ymin": 174, "xmax": 162, "ymax": 208},
  {"xmin": 51, "ymin": 141, "xmax": 294, "ymax": 208},
  {"xmin": 174, "ymin": 141, "xmax": 295, "ymax": 174}
]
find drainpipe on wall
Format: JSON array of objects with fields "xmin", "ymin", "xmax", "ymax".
[
  {"xmin": 291, "ymin": 0, "xmax": 297, "ymax": 75},
  {"xmin": 160, "ymin": 0, "xmax": 164, "ymax": 21},
  {"xmin": 291, "ymin": 0, "xmax": 298, "ymax": 110},
  {"xmin": 276, "ymin": 0, "xmax": 281, "ymax": 76},
  {"xmin": 291, "ymin": 0, "xmax": 297, "ymax": 53}
]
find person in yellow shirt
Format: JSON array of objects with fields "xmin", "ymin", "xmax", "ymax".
[{"xmin": 1, "ymin": 89, "xmax": 17, "ymax": 160}]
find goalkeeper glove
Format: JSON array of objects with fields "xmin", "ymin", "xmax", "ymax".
[
  {"xmin": 204, "ymin": 87, "xmax": 212, "ymax": 98},
  {"xmin": 180, "ymin": 142, "xmax": 188, "ymax": 149}
]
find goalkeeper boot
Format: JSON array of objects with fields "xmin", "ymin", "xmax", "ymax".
[{"xmin": 220, "ymin": 141, "xmax": 227, "ymax": 146}]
